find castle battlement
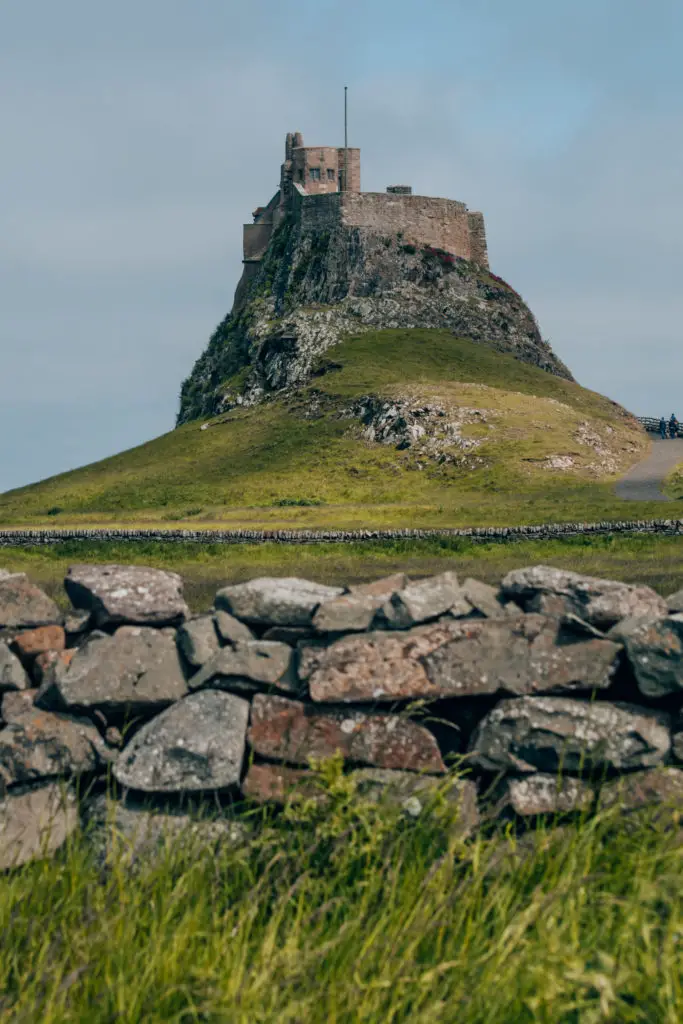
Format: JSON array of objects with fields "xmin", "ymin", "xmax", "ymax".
[{"xmin": 242, "ymin": 132, "xmax": 488, "ymax": 269}]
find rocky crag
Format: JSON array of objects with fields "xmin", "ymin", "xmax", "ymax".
[
  {"xmin": 2, "ymin": 562, "xmax": 683, "ymax": 873},
  {"xmin": 177, "ymin": 212, "xmax": 574, "ymax": 425}
]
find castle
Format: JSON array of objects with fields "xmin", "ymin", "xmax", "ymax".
[{"xmin": 242, "ymin": 131, "xmax": 489, "ymax": 273}]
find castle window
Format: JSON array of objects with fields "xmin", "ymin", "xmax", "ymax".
[
  {"xmin": 327, "ymin": 168, "xmax": 335, "ymax": 181},
  {"xmin": 309, "ymin": 167, "xmax": 321, "ymax": 181}
]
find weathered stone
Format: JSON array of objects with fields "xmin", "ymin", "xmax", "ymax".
[
  {"xmin": 213, "ymin": 610, "xmax": 255, "ymax": 645},
  {"xmin": 176, "ymin": 615, "xmax": 220, "ymax": 667},
  {"xmin": 215, "ymin": 577, "xmax": 344, "ymax": 627},
  {"xmin": 469, "ymin": 696, "xmax": 671, "ymax": 774},
  {"xmin": 0, "ymin": 706, "xmax": 111, "ymax": 790},
  {"xmin": 248, "ymin": 694, "xmax": 445, "ymax": 772},
  {"xmin": 671, "ymin": 713, "xmax": 683, "ymax": 763},
  {"xmin": 0, "ymin": 643, "xmax": 29, "ymax": 693},
  {"xmin": 461, "ymin": 578, "xmax": 507, "ymax": 618},
  {"xmin": 307, "ymin": 615, "xmax": 620, "ymax": 703},
  {"xmin": 64, "ymin": 608, "xmax": 91, "ymax": 635},
  {"xmin": 241, "ymin": 762, "xmax": 321, "ymax": 804},
  {"xmin": 0, "ymin": 575, "xmax": 61, "ymax": 629},
  {"xmin": 12, "ymin": 625, "xmax": 65, "ymax": 660},
  {"xmin": 188, "ymin": 642, "xmax": 296, "ymax": 694},
  {"xmin": 490, "ymin": 773, "xmax": 595, "ymax": 818},
  {"xmin": 500, "ymin": 565, "xmax": 667, "ymax": 629},
  {"xmin": 665, "ymin": 588, "xmax": 683, "ymax": 613},
  {"xmin": 351, "ymin": 768, "xmax": 479, "ymax": 834},
  {"xmin": 0, "ymin": 783, "xmax": 79, "ymax": 870},
  {"xmin": 35, "ymin": 626, "xmax": 188, "ymax": 716},
  {"xmin": 597, "ymin": 767, "xmax": 683, "ymax": 818},
  {"xmin": 65, "ymin": 563, "xmax": 189, "ymax": 628},
  {"xmin": 1, "ymin": 689, "xmax": 38, "ymax": 723},
  {"xmin": 33, "ymin": 648, "xmax": 75, "ymax": 686},
  {"xmin": 84, "ymin": 792, "xmax": 250, "ymax": 872},
  {"xmin": 611, "ymin": 615, "xmax": 683, "ymax": 698},
  {"xmin": 261, "ymin": 626, "xmax": 313, "ymax": 645},
  {"xmin": 113, "ymin": 690, "xmax": 249, "ymax": 793},
  {"xmin": 348, "ymin": 573, "xmax": 409, "ymax": 598},
  {"xmin": 312, "ymin": 592, "xmax": 385, "ymax": 633},
  {"xmin": 382, "ymin": 571, "xmax": 466, "ymax": 628}
]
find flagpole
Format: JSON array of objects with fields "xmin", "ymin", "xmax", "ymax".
[{"xmin": 344, "ymin": 85, "xmax": 348, "ymax": 192}]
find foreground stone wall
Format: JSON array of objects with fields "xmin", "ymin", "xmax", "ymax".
[
  {"xmin": 2, "ymin": 562, "xmax": 683, "ymax": 872},
  {"xmin": 3, "ymin": 519, "xmax": 683, "ymax": 548}
]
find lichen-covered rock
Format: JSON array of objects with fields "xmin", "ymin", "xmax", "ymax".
[
  {"xmin": 469, "ymin": 696, "xmax": 671, "ymax": 774},
  {"xmin": 64, "ymin": 608, "xmax": 91, "ymax": 636},
  {"xmin": 241, "ymin": 762, "xmax": 321, "ymax": 805},
  {"xmin": 306, "ymin": 615, "xmax": 620, "ymax": 703},
  {"xmin": 215, "ymin": 577, "xmax": 344, "ymax": 627},
  {"xmin": 176, "ymin": 615, "xmax": 220, "ymax": 667},
  {"xmin": 0, "ymin": 783, "xmax": 79, "ymax": 870},
  {"xmin": 500, "ymin": 565, "xmax": 666, "ymax": 629},
  {"xmin": 382, "ymin": 571, "xmax": 469, "ymax": 629},
  {"xmin": 351, "ymin": 768, "xmax": 479, "ymax": 834},
  {"xmin": 65, "ymin": 563, "xmax": 189, "ymax": 628},
  {"xmin": 35, "ymin": 626, "xmax": 188, "ymax": 716},
  {"xmin": 612, "ymin": 615, "xmax": 683, "ymax": 697},
  {"xmin": 490, "ymin": 773, "xmax": 594, "ymax": 818},
  {"xmin": 113, "ymin": 690, "xmax": 249, "ymax": 793},
  {"xmin": 349, "ymin": 573, "xmax": 409, "ymax": 598},
  {"xmin": 0, "ymin": 643, "xmax": 29, "ymax": 693},
  {"xmin": 12, "ymin": 625, "xmax": 65, "ymax": 660},
  {"xmin": 665, "ymin": 589, "xmax": 683, "ymax": 613},
  {"xmin": 1, "ymin": 689, "xmax": 38, "ymax": 723},
  {"xmin": 312, "ymin": 591, "xmax": 385, "ymax": 633},
  {"xmin": 0, "ymin": 575, "xmax": 61, "ymax": 629},
  {"xmin": 597, "ymin": 767, "xmax": 683, "ymax": 817},
  {"xmin": 33, "ymin": 649, "xmax": 75, "ymax": 687},
  {"xmin": 188, "ymin": 642, "xmax": 296, "ymax": 694},
  {"xmin": 84, "ymin": 792, "xmax": 250, "ymax": 873},
  {"xmin": 461, "ymin": 578, "xmax": 508, "ymax": 618},
  {"xmin": 213, "ymin": 610, "xmax": 255, "ymax": 645},
  {"xmin": 671, "ymin": 713, "xmax": 683, "ymax": 763},
  {"xmin": 247, "ymin": 693, "xmax": 445, "ymax": 773},
  {"xmin": 0, "ymin": 706, "xmax": 110, "ymax": 790}
]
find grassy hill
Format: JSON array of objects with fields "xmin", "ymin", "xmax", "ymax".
[{"xmin": 0, "ymin": 329, "xmax": 656, "ymax": 529}]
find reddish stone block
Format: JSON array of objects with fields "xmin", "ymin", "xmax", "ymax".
[
  {"xmin": 241, "ymin": 762, "xmax": 320, "ymax": 805},
  {"xmin": 247, "ymin": 694, "xmax": 445, "ymax": 773},
  {"xmin": 13, "ymin": 625, "xmax": 65, "ymax": 659}
]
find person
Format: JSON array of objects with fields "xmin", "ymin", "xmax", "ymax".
[
  {"xmin": 670, "ymin": 414, "xmax": 679, "ymax": 439},
  {"xmin": 660, "ymin": 416, "xmax": 668, "ymax": 439}
]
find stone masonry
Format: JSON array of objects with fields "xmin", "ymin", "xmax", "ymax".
[
  {"xmin": 242, "ymin": 131, "xmax": 488, "ymax": 269},
  {"xmin": 1, "ymin": 562, "xmax": 683, "ymax": 872}
]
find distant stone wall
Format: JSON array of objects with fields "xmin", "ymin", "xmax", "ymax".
[
  {"xmin": 1, "ymin": 562, "xmax": 682, "ymax": 872},
  {"xmin": 3, "ymin": 519, "xmax": 683, "ymax": 548}
]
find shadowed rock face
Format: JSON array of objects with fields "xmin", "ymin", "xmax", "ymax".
[{"xmin": 177, "ymin": 218, "xmax": 574, "ymax": 425}]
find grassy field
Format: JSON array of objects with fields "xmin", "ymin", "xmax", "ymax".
[
  {"xmin": 0, "ymin": 331, "xmax": 659, "ymax": 530},
  {"xmin": 4, "ymin": 533, "xmax": 683, "ymax": 611},
  {"xmin": 1, "ymin": 768, "xmax": 681, "ymax": 1022}
]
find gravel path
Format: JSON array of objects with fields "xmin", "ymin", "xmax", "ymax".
[{"xmin": 616, "ymin": 438, "xmax": 683, "ymax": 501}]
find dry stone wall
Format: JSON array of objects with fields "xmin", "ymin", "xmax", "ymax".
[
  {"xmin": 2, "ymin": 562, "xmax": 683, "ymax": 872},
  {"xmin": 5, "ymin": 519, "xmax": 683, "ymax": 548}
]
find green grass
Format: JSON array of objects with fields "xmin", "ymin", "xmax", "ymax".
[
  {"xmin": 0, "ymin": 331, "xmax": 656, "ymax": 529},
  {"xmin": 1, "ymin": 766, "xmax": 682, "ymax": 1022},
  {"xmin": 4, "ymin": 533, "xmax": 683, "ymax": 612}
]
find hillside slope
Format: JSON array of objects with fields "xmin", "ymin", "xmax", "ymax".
[
  {"xmin": 177, "ymin": 209, "xmax": 574, "ymax": 424},
  {"xmin": 0, "ymin": 331, "xmax": 649, "ymax": 528}
]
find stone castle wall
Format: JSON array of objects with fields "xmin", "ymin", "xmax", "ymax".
[{"xmin": 1, "ymin": 562, "xmax": 683, "ymax": 871}]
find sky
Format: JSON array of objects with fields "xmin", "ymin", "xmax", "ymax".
[{"xmin": 1, "ymin": 0, "xmax": 682, "ymax": 493}]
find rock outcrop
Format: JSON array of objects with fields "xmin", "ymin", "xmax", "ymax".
[
  {"xmin": 177, "ymin": 212, "xmax": 574, "ymax": 424},
  {"xmin": 2, "ymin": 561, "xmax": 683, "ymax": 873}
]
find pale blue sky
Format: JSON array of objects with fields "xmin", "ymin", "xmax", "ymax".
[{"xmin": 1, "ymin": 0, "xmax": 682, "ymax": 492}]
